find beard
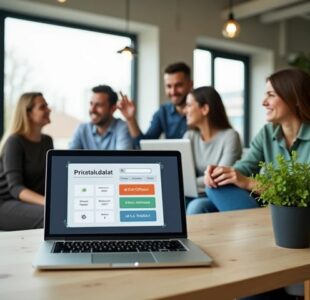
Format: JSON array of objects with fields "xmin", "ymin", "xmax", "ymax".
[
  {"xmin": 91, "ymin": 113, "xmax": 111, "ymax": 127},
  {"xmin": 178, "ymin": 94, "xmax": 187, "ymax": 106},
  {"xmin": 171, "ymin": 93, "xmax": 187, "ymax": 107}
]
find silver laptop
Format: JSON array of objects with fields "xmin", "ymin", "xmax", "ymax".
[
  {"xmin": 33, "ymin": 150, "xmax": 212, "ymax": 269},
  {"xmin": 140, "ymin": 139, "xmax": 199, "ymax": 198}
]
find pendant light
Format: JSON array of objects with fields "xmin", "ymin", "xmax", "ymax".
[
  {"xmin": 222, "ymin": 0, "xmax": 240, "ymax": 39},
  {"xmin": 117, "ymin": 0, "xmax": 137, "ymax": 59}
]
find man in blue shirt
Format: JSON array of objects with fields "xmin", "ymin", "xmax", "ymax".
[
  {"xmin": 69, "ymin": 85, "xmax": 132, "ymax": 150},
  {"xmin": 117, "ymin": 62, "xmax": 193, "ymax": 148}
]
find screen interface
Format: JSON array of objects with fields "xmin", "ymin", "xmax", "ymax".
[{"xmin": 67, "ymin": 163, "xmax": 164, "ymax": 227}]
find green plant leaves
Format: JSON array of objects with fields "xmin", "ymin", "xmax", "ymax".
[{"xmin": 252, "ymin": 151, "xmax": 310, "ymax": 207}]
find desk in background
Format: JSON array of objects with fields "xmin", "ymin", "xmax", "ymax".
[{"xmin": 0, "ymin": 208, "xmax": 309, "ymax": 300}]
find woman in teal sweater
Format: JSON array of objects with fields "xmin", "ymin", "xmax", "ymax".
[{"xmin": 187, "ymin": 68, "xmax": 310, "ymax": 214}]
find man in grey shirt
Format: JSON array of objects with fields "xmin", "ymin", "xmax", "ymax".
[{"xmin": 69, "ymin": 85, "xmax": 133, "ymax": 150}]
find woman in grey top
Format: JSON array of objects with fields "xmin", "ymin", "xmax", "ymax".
[
  {"xmin": 183, "ymin": 86, "xmax": 242, "ymax": 214},
  {"xmin": 0, "ymin": 92, "xmax": 53, "ymax": 230}
]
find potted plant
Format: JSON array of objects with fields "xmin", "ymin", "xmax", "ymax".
[{"xmin": 252, "ymin": 151, "xmax": 310, "ymax": 248}]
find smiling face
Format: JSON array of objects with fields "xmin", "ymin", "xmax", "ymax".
[
  {"xmin": 164, "ymin": 72, "xmax": 193, "ymax": 106},
  {"xmin": 89, "ymin": 92, "xmax": 115, "ymax": 127},
  {"xmin": 184, "ymin": 93, "xmax": 209, "ymax": 127},
  {"xmin": 28, "ymin": 96, "xmax": 51, "ymax": 128},
  {"xmin": 262, "ymin": 80, "xmax": 293, "ymax": 124}
]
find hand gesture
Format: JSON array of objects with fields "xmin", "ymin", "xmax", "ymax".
[
  {"xmin": 204, "ymin": 165, "xmax": 253, "ymax": 190},
  {"xmin": 117, "ymin": 92, "xmax": 136, "ymax": 121}
]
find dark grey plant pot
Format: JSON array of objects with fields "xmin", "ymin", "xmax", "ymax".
[{"xmin": 270, "ymin": 204, "xmax": 310, "ymax": 249}]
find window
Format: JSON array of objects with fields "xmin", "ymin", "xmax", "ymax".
[
  {"xmin": 193, "ymin": 47, "xmax": 250, "ymax": 145},
  {"xmin": 1, "ymin": 12, "xmax": 137, "ymax": 148}
]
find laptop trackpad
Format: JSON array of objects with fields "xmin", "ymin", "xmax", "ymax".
[{"xmin": 92, "ymin": 253, "xmax": 155, "ymax": 265}]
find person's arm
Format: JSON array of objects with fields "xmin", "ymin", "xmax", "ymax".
[
  {"xmin": 200, "ymin": 130, "xmax": 242, "ymax": 188},
  {"xmin": 204, "ymin": 165, "xmax": 256, "ymax": 191},
  {"xmin": 132, "ymin": 110, "xmax": 164, "ymax": 148},
  {"xmin": 117, "ymin": 94, "xmax": 141, "ymax": 138},
  {"xmin": 69, "ymin": 125, "xmax": 83, "ymax": 149},
  {"xmin": 183, "ymin": 131, "xmax": 206, "ymax": 189},
  {"xmin": 142, "ymin": 108, "xmax": 165, "ymax": 139},
  {"xmin": 115, "ymin": 122, "xmax": 134, "ymax": 150},
  {"xmin": 2, "ymin": 135, "xmax": 44, "ymax": 205},
  {"xmin": 126, "ymin": 118, "xmax": 141, "ymax": 138},
  {"xmin": 118, "ymin": 94, "xmax": 164, "ymax": 141},
  {"xmin": 233, "ymin": 128, "xmax": 265, "ymax": 176},
  {"xmin": 19, "ymin": 189, "xmax": 44, "ymax": 205},
  {"xmin": 204, "ymin": 128, "xmax": 266, "ymax": 191},
  {"xmin": 217, "ymin": 130, "xmax": 242, "ymax": 166},
  {"xmin": 196, "ymin": 176, "xmax": 206, "ymax": 191}
]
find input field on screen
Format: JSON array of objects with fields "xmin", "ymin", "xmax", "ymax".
[{"xmin": 121, "ymin": 168, "xmax": 152, "ymax": 174}]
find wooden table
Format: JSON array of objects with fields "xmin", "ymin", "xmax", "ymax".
[{"xmin": 0, "ymin": 208, "xmax": 309, "ymax": 300}]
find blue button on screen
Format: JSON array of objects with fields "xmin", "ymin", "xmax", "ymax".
[{"xmin": 120, "ymin": 210, "xmax": 157, "ymax": 222}]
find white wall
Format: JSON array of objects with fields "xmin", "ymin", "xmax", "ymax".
[
  {"xmin": 136, "ymin": 27, "xmax": 160, "ymax": 132},
  {"xmin": 250, "ymin": 51, "xmax": 274, "ymax": 138}
]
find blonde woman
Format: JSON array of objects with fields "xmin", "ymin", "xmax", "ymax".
[{"xmin": 0, "ymin": 92, "xmax": 53, "ymax": 230}]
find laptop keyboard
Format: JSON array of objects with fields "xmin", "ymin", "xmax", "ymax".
[{"xmin": 53, "ymin": 240, "xmax": 187, "ymax": 253}]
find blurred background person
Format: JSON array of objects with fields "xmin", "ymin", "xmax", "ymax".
[
  {"xmin": 0, "ymin": 92, "xmax": 53, "ymax": 230},
  {"xmin": 184, "ymin": 86, "xmax": 242, "ymax": 214},
  {"xmin": 70, "ymin": 85, "xmax": 132, "ymax": 150},
  {"xmin": 118, "ymin": 62, "xmax": 192, "ymax": 148}
]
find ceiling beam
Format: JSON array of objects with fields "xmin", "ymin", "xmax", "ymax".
[
  {"xmin": 221, "ymin": 0, "xmax": 303, "ymax": 20},
  {"xmin": 261, "ymin": 1, "xmax": 310, "ymax": 23}
]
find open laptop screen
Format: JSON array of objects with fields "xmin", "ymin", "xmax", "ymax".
[{"xmin": 45, "ymin": 150, "xmax": 187, "ymax": 239}]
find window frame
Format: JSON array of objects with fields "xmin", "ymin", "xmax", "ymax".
[
  {"xmin": 0, "ymin": 9, "xmax": 138, "ymax": 137},
  {"xmin": 196, "ymin": 46, "xmax": 250, "ymax": 146}
]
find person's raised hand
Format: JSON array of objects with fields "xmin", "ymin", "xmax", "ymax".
[{"xmin": 117, "ymin": 92, "xmax": 136, "ymax": 120}]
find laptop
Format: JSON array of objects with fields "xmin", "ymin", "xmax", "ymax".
[
  {"xmin": 140, "ymin": 139, "xmax": 199, "ymax": 198},
  {"xmin": 33, "ymin": 150, "xmax": 212, "ymax": 269}
]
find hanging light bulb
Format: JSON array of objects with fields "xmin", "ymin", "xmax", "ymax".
[
  {"xmin": 222, "ymin": 1, "xmax": 240, "ymax": 39},
  {"xmin": 57, "ymin": 0, "xmax": 67, "ymax": 3},
  {"xmin": 117, "ymin": 0, "xmax": 137, "ymax": 59},
  {"xmin": 117, "ymin": 46, "xmax": 137, "ymax": 59}
]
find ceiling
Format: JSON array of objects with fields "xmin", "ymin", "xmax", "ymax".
[{"xmin": 221, "ymin": 0, "xmax": 310, "ymax": 23}]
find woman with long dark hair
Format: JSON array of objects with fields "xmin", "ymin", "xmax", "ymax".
[
  {"xmin": 203, "ymin": 68, "xmax": 310, "ymax": 212},
  {"xmin": 184, "ymin": 86, "xmax": 242, "ymax": 214}
]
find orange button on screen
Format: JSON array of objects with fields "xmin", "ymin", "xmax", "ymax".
[{"xmin": 119, "ymin": 184, "xmax": 155, "ymax": 195}]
